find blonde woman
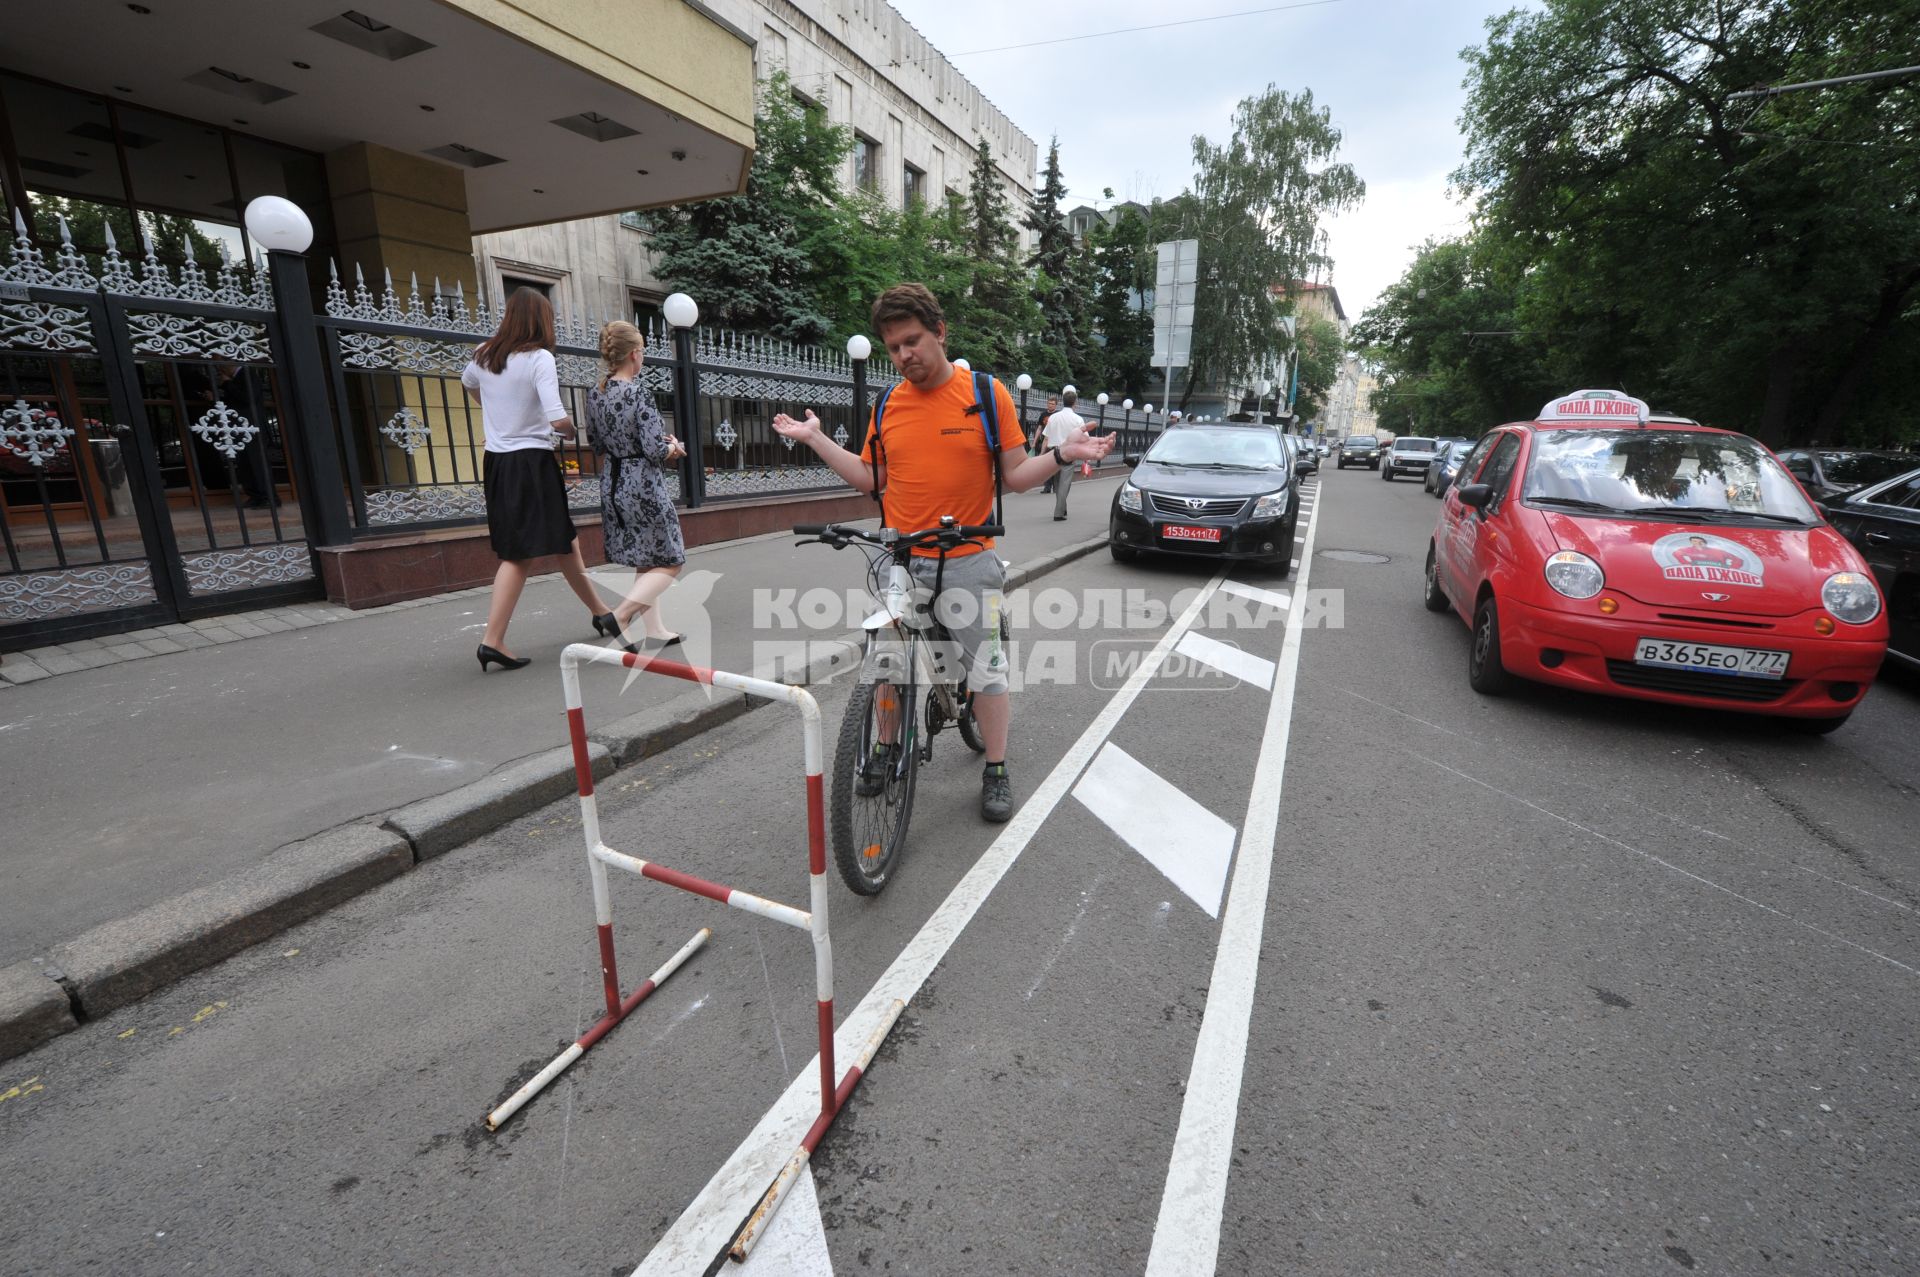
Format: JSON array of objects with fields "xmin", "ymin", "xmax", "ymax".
[{"xmin": 586, "ymin": 321, "xmax": 688, "ymax": 650}]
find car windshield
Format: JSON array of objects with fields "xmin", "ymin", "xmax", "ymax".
[
  {"xmin": 1525, "ymin": 430, "xmax": 1818, "ymax": 523},
  {"xmin": 1145, "ymin": 428, "xmax": 1285, "ymax": 468},
  {"xmin": 1819, "ymin": 452, "xmax": 1914, "ymax": 488},
  {"xmin": 1395, "ymin": 437, "xmax": 1436, "ymax": 450},
  {"xmin": 1445, "ymin": 442, "xmax": 1474, "ymax": 460},
  {"xmin": 1344, "ymin": 436, "xmax": 1376, "ymax": 446}
]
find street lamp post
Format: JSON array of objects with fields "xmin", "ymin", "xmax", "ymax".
[
  {"xmin": 1015, "ymin": 372, "xmax": 1032, "ymax": 441},
  {"xmin": 849, "ymin": 334, "xmax": 873, "ymax": 455},
  {"xmin": 244, "ymin": 196, "xmax": 351, "ymax": 546},
  {"xmin": 663, "ymin": 291, "xmax": 704, "ymax": 508},
  {"xmin": 1095, "ymin": 391, "xmax": 1109, "ymax": 441}
]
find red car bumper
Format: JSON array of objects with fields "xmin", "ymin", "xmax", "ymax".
[{"xmin": 1497, "ymin": 595, "xmax": 1885, "ymax": 719}]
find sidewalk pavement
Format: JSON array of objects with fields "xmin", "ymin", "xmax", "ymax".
[{"xmin": 0, "ymin": 476, "xmax": 1124, "ymax": 971}]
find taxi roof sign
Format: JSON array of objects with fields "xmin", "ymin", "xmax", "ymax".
[{"xmin": 1537, "ymin": 389, "xmax": 1651, "ymax": 425}]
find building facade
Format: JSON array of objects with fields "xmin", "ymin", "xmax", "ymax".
[
  {"xmin": 472, "ymin": 0, "xmax": 1040, "ymax": 328},
  {"xmin": 0, "ymin": 0, "xmax": 758, "ymax": 649}
]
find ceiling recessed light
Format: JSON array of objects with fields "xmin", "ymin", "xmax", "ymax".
[
  {"xmin": 418, "ymin": 104, "xmax": 435, "ymax": 112},
  {"xmin": 636, "ymin": 169, "xmax": 650, "ymax": 176},
  {"xmin": 292, "ymin": 61, "xmax": 312, "ymax": 70}
]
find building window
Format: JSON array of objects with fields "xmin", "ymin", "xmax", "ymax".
[
  {"xmin": 501, "ymin": 274, "xmax": 551, "ymax": 301},
  {"xmin": 632, "ymin": 295, "xmax": 664, "ymax": 335},
  {"xmin": 903, "ymin": 164, "xmax": 924, "ymax": 208},
  {"xmin": 854, "ymin": 135, "xmax": 879, "ymax": 192}
]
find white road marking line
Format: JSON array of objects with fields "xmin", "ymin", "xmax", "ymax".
[
  {"xmin": 1144, "ymin": 475, "xmax": 1323, "ymax": 1276},
  {"xmin": 1175, "ymin": 631, "xmax": 1276, "ymax": 691},
  {"xmin": 736, "ymin": 1168, "xmax": 833, "ymax": 1275},
  {"xmin": 1219, "ymin": 580, "xmax": 1289, "ymax": 609},
  {"xmin": 633, "ymin": 575, "xmax": 1229, "ymax": 1276},
  {"xmin": 1412, "ymin": 753, "xmax": 1920, "ymax": 979},
  {"xmin": 1073, "ymin": 744, "xmax": 1238, "ymax": 917}
]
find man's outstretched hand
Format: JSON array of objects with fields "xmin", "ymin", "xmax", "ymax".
[
  {"xmin": 772, "ymin": 410, "xmax": 825, "ymax": 447},
  {"xmin": 1061, "ymin": 423, "xmax": 1118, "ymax": 463}
]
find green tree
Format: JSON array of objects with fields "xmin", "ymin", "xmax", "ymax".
[
  {"xmin": 946, "ymin": 139, "xmax": 1044, "ymax": 379},
  {"xmin": 1090, "ymin": 201, "xmax": 1156, "ymax": 397},
  {"xmin": 1289, "ymin": 314, "xmax": 1347, "ymax": 422},
  {"xmin": 1352, "ymin": 235, "xmax": 1560, "ymax": 435},
  {"xmin": 1185, "ymin": 87, "xmax": 1364, "ymax": 411},
  {"xmin": 1457, "ymin": 0, "xmax": 1920, "ymax": 445},
  {"xmin": 643, "ymin": 72, "xmax": 850, "ymax": 342},
  {"xmin": 1023, "ymin": 139, "xmax": 1097, "ymax": 390}
]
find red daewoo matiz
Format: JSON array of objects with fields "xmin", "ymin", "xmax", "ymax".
[{"xmin": 1425, "ymin": 390, "xmax": 1889, "ymax": 733}]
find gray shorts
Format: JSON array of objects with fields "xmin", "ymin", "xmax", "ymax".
[{"xmin": 908, "ymin": 551, "xmax": 1009, "ymax": 696}]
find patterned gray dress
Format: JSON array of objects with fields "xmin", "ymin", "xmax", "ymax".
[{"xmin": 586, "ymin": 378, "xmax": 686, "ymax": 569}]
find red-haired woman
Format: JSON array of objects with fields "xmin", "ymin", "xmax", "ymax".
[{"xmin": 460, "ymin": 287, "xmax": 615, "ymax": 670}]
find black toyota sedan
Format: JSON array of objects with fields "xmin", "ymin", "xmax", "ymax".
[
  {"xmin": 1110, "ymin": 425, "xmax": 1314, "ymax": 575},
  {"xmin": 1821, "ymin": 465, "xmax": 1920, "ymax": 671}
]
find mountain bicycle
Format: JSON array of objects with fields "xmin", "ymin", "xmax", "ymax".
[{"xmin": 793, "ymin": 516, "xmax": 1006, "ymax": 895}]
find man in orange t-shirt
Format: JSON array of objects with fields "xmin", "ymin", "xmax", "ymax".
[{"xmin": 773, "ymin": 283, "xmax": 1113, "ymax": 821}]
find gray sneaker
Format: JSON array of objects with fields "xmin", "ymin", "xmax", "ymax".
[{"xmin": 980, "ymin": 762, "xmax": 1013, "ymax": 823}]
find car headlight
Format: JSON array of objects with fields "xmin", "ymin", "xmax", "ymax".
[
  {"xmin": 1822, "ymin": 571, "xmax": 1881, "ymax": 624},
  {"xmin": 1544, "ymin": 550, "xmax": 1604, "ymax": 599},
  {"xmin": 1251, "ymin": 491, "xmax": 1289, "ymax": 520},
  {"xmin": 1119, "ymin": 483, "xmax": 1142, "ymax": 514}
]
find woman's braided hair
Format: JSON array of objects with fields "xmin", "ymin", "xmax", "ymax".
[{"xmin": 597, "ymin": 320, "xmax": 643, "ymax": 391}]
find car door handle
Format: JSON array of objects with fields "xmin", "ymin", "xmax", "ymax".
[{"xmin": 1865, "ymin": 531, "xmax": 1892, "ymax": 543}]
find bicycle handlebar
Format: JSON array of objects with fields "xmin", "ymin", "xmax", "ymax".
[{"xmin": 793, "ymin": 521, "xmax": 1004, "ymax": 547}]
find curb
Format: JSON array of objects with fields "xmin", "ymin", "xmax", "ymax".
[
  {"xmin": 46, "ymin": 824, "xmax": 414, "ymax": 1021},
  {"xmin": 0, "ymin": 536, "xmax": 1108, "ymax": 1064},
  {"xmin": 384, "ymin": 744, "xmax": 616, "ymax": 861}
]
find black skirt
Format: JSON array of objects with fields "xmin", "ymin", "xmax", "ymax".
[{"xmin": 483, "ymin": 448, "xmax": 577, "ymax": 561}]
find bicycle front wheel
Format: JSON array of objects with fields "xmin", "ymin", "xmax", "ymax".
[{"xmin": 831, "ymin": 670, "xmax": 919, "ymax": 895}]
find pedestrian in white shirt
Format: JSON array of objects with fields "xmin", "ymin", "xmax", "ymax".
[
  {"xmin": 460, "ymin": 287, "xmax": 614, "ymax": 671},
  {"xmin": 1043, "ymin": 389, "xmax": 1087, "ymax": 520}
]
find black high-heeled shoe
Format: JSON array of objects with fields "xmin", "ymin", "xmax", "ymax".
[
  {"xmin": 591, "ymin": 612, "xmax": 620, "ymax": 639},
  {"xmin": 476, "ymin": 644, "xmax": 532, "ymax": 672},
  {"xmin": 618, "ymin": 633, "xmax": 683, "ymax": 656}
]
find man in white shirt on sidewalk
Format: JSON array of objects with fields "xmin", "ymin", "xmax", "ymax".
[{"xmin": 1043, "ymin": 389, "xmax": 1087, "ymax": 521}]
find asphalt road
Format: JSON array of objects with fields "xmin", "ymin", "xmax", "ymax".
[{"xmin": 4, "ymin": 464, "xmax": 1918, "ymax": 1276}]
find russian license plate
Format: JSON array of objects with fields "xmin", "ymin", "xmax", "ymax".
[
  {"xmin": 1634, "ymin": 638, "xmax": 1789, "ymax": 679},
  {"xmin": 1163, "ymin": 525, "xmax": 1221, "ymax": 543}
]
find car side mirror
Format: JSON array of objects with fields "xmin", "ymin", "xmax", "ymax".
[
  {"xmin": 1294, "ymin": 459, "xmax": 1314, "ymax": 476},
  {"xmin": 1123, "ymin": 453, "xmax": 1141, "ymax": 468},
  {"xmin": 1456, "ymin": 483, "xmax": 1493, "ymax": 510}
]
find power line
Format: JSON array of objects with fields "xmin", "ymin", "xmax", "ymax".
[
  {"xmin": 1727, "ymin": 63, "xmax": 1920, "ymax": 100},
  {"xmin": 944, "ymin": 0, "xmax": 1345, "ymax": 60}
]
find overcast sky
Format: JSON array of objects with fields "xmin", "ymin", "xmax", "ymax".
[{"xmin": 890, "ymin": 0, "xmax": 1531, "ymax": 323}]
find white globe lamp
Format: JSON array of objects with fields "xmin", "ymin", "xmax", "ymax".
[
  {"xmin": 846, "ymin": 334, "xmax": 872, "ymax": 361},
  {"xmin": 1122, "ymin": 398, "xmax": 1134, "ymax": 410},
  {"xmin": 1144, "ymin": 403, "xmax": 1155, "ymax": 415},
  {"xmin": 662, "ymin": 292, "xmax": 699, "ymax": 329},
  {"xmin": 1096, "ymin": 392, "xmax": 1109, "ymax": 406},
  {"xmin": 953, "ymin": 357, "xmax": 971, "ymax": 371},
  {"xmin": 1062, "ymin": 384, "xmax": 1076, "ymax": 397},
  {"xmin": 243, "ymin": 196, "xmax": 313, "ymax": 254},
  {"xmin": 1015, "ymin": 372, "xmax": 1032, "ymax": 391}
]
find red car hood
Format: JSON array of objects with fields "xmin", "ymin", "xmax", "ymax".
[{"xmin": 1539, "ymin": 511, "xmax": 1863, "ymax": 617}]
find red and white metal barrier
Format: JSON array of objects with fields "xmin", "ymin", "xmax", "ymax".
[{"xmin": 487, "ymin": 643, "xmax": 897, "ymax": 1263}]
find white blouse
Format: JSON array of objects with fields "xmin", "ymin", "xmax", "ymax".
[{"xmin": 460, "ymin": 349, "xmax": 567, "ymax": 453}]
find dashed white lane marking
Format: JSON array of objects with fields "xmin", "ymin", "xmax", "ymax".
[
  {"xmin": 737, "ymin": 1169, "xmax": 833, "ymax": 1275},
  {"xmin": 1073, "ymin": 743, "xmax": 1238, "ymax": 918},
  {"xmin": 1175, "ymin": 631, "xmax": 1276, "ymax": 691},
  {"xmin": 1219, "ymin": 580, "xmax": 1289, "ymax": 609},
  {"xmin": 1144, "ymin": 461, "xmax": 1323, "ymax": 1276},
  {"xmin": 633, "ymin": 575, "xmax": 1229, "ymax": 1276}
]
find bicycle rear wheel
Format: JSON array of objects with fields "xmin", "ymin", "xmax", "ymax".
[{"xmin": 831, "ymin": 669, "xmax": 919, "ymax": 895}]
